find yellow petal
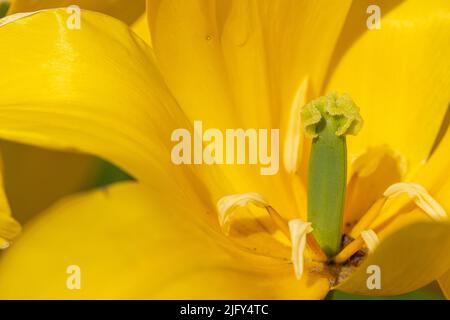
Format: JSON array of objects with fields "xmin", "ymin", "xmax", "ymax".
[
  {"xmin": 438, "ymin": 269, "xmax": 450, "ymax": 299},
  {"xmin": 0, "ymin": 9, "xmax": 191, "ymax": 192},
  {"xmin": 415, "ymin": 115, "xmax": 450, "ymax": 301},
  {"xmin": 327, "ymin": 0, "xmax": 450, "ymax": 175},
  {"xmin": 219, "ymin": 0, "xmax": 274, "ymax": 129},
  {"xmin": 148, "ymin": 0, "xmax": 237, "ymax": 129},
  {"xmin": 148, "ymin": 0, "xmax": 351, "ymax": 140},
  {"xmin": 8, "ymin": 0, "xmax": 145, "ymax": 24},
  {"xmin": 338, "ymin": 221, "xmax": 450, "ymax": 296},
  {"xmin": 414, "ymin": 120, "xmax": 450, "ymax": 214},
  {"xmin": 0, "ymin": 182, "xmax": 329, "ymax": 299}
]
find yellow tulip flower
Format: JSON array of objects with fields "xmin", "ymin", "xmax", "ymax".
[{"xmin": 0, "ymin": 0, "xmax": 449, "ymax": 299}]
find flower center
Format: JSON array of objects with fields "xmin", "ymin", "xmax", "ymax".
[{"xmin": 215, "ymin": 93, "xmax": 447, "ymax": 282}]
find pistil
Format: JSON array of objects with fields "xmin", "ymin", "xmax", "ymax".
[{"xmin": 301, "ymin": 93, "xmax": 363, "ymax": 257}]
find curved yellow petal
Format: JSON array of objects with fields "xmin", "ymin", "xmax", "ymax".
[
  {"xmin": 338, "ymin": 221, "xmax": 450, "ymax": 296},
  {"xmin": 327, "ymin": 0, "xmax": 450, "ymax": 175},
  {"xmin": 438, "ymin": 269, "xmax": 450, "ymax": 299},
  {"xmin": 0, "ymin": 9, "xmax": 191, "ymax": 192},
  {"xmin": 8, "ymin": 0, "xmax": 145, "ymax": 24},
  {"xmin": 0, "ymin": 182, "xmax": 329, "ymax": 299}
]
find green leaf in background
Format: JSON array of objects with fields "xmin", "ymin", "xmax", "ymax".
[
  {"xmin": 87, "ymin": 160, "xmax": 134, "ymax": 190},
  {"xmin": 328, "ymin": 282, "xmax": 445, "ymax": 300},
  {"xmin": 0, "ymin": 1, "xmax": 9, "ymax": 18}
]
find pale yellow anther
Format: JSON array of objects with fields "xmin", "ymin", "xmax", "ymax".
[
  {"xmin": 333, "ymin": 237, "xmax": 364, "ymax": 264},
  {"xmin": 361, "ymin": 229, "xmax": 380, "ymax": 253},
  {"xmin": 216, "ymin": 192, "xmax": 268, "ymax": 235},
  {"xmin": 288, "ymin": 219, "xmax": 313, "ymax": 280},
  {"xmin": 384, "ymin": 183, "xmax": 447, "ymax": 222},
  {"xmin": 284, "ymin": 78, "xmax": 309, "ymax": 173},
  {"xmin": 0, "ymin": 238, "xmax": 10, "ymax": 250}
]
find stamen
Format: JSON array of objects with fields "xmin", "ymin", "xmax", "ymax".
[
  {"xmin": 288, "ymin": 219, "xmax": 313, "ymax": 280},
  {"xmin": 349, "ymin": 198, "xmax": 386, "ymax": 239},
  {"xmin": 334, "ymin": 230, "xmax": 379, "ymax": 264},
  {"xmin": 283, "ymin": 78, "xmax": 309, "ymax": 173},
  {"xmin": 361, "ymin": 229, "xmax": 379, "ymax": 253},
  {"xmin": 0, "ymin": 238, "xmax": 10, "ymax": 250},
  {"xmin": 333, "ymin": 237, "xmax": 364, "ymax": 264},
  {"xmin": 217, "ymin": 192, "xmax": 268, "ymax": 235},
  {"xmin": 217, "ymin": 192, "xmax": 292, "ymax": 239},
  {"xmin": 266, "ymin": 206, "xmax": 290, "ymax": 238},
  {"xmin": 217, "ymin": 194, "xmax": 326, "ymax": 274},
  {"xmin": 384, "ymin": 182, "xmax": 447, "ymax": 222}
]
